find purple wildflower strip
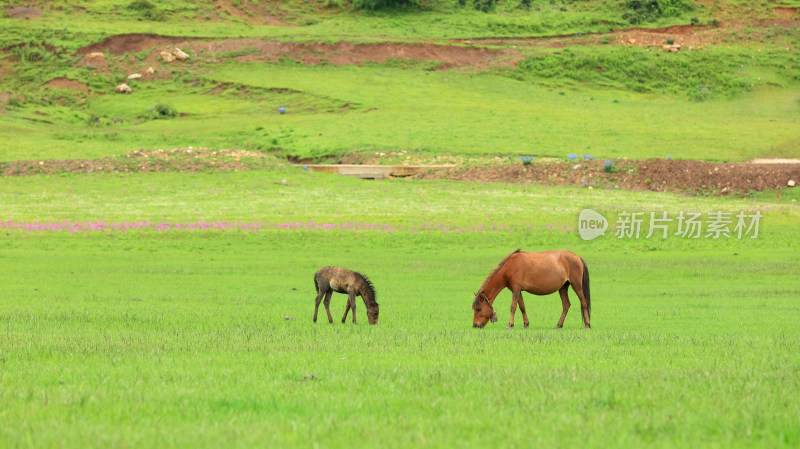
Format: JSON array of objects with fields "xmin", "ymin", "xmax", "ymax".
[
  {"xmin": 0, "ymin": 220, "xmax": 263, "ymax": 233},
  {"xmin": 1, "ymin": 220, "xmax": 577, "ymax": 235}
]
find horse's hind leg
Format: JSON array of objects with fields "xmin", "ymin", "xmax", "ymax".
[
  {"xmin": 555, "ymin": 284, "xmax": 571, "ymax": 329},
  {"xmin": 323, "ymin": 290, "xmax": 334, "ymax": 323},
  {"xmin": 517, "ymin": 296, "xmax": 530, "ymax": 329},
  {"xmin": 570, "ymin": 281, "xmax": 590, "ymax": 329},
  {"xmin": 314, "ymin": 289, "xmax": 325, "ymax": 323}
]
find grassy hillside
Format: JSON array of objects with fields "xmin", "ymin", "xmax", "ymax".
[{"xmin": 1, "ymin": 0, "xmax": 799, "ymax": 162}]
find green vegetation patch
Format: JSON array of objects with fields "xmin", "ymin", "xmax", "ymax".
[
  {"xmin": 511, "ymin": 45, "xmax": 800, "ymax": 100},
  {"xmin": 623, "ymin": 0, "xmax": 695, "ymax": 24}
]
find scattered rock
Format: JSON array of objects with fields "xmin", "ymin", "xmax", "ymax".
[
  {"xmin": 160, "ymin": 51, "xmax": 175, "ymax": 62},
  {"xmin": 87, "ymin": 52, "xmax": 105, "ymax": 59},
  {"xmin": 789, "ymin": 180, "xmax": 796, "ymax": 187},
  {"xmin": 146, "ymin": 67, "xmax": 155, "ymax": 74},
  {"xmin": 115, "ymin": 83, "xmax": 132, "ymax": 94},
  {"xmin": 173, "ymin": 48, "xmax": 190, "ymax": 61},
  {"xmin": 750, "ymin": 158, "xmax": 800, "ymax": 164},
  {"xmin": 127, "ymin": 73, "xmax": 142, "ymax": 80}
]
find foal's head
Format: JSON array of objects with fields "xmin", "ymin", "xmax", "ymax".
[
  {"xmin": 358, "ymin": 274, "xmax": 379, "ymax": 325},
  {"xmin": 472, "ymin": 291, "xmax": 497, "ymax": 328},
  {"xmin": 365, "ymin": 302, "xmax": 380, "ymax": 325}
]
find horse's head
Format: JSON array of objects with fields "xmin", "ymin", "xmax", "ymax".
[
  {"xmin": 472, "ymin": 291, "xmax": 497, "ymax": 328},
  {"xmin": 366, "ymin": 303, "xmax": 379, "ymax": 325}
]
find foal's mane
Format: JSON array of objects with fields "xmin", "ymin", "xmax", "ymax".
[
  {"xmin": 354, "ymin": 271, "xmax": 378, "ymax": 306},
  {"xmin": 473, "ymin": 249, "xmax": 521, "ymax": 307}
]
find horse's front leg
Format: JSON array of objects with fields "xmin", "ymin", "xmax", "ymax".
[
  {"xmin": 341, "ymin": 293, "xmax": 357, "ymax": 324},
  {"xmin": 341, "ymin": 298, "xmax": 351, "ymax": 323},
  {"xmin": 507, "ymin": 291, "xmax": 520, "ymax": 329},
  {"xmin": 347, "ymin": 292, "xmax": 357, "ymax": 324},
  {"xmin": 555, "ymin": 285, "xmax": 571, "ymax": 329}
]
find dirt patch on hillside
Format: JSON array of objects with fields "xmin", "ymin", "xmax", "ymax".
[
  {"xmin": 0, "ymin": 148, "xmax": 282, "ymax": 176},
  {"xmin": 610, "ymin": 25, "xmax": 719, "ymax": 49},
  {"xmin": 44, "ymin": 77, "xmax": 90, "ymax": 93},
  {"xmin": 76, "ymin": 34, "xmax": 204, "ymax": 56},
  {"xmin": 772, "ymin": 7, "xmax": 799, "ymax": 19},
  {"xmin": 5, "ymin": 6, "xmax": 42, "ymax": 19},
  {"xmin": 224, "ymin": 39, "xmax": 520, "ymax": 68},
  {"xmin": 69, "ymin": 27, "xmax": 736, "ymax": 77},
  {"xmin": 470, "ymin": 24, "xmax": 721, "ymax": 49},
  {"xmin": 75, "ymin": 35, "xmax": 521, "ymax": 70},
  {"xmin": 415, "ymin": 158, "xmax": 800, "ymax": 195},
  {"xmin": 3, "ymin": 149, "xmax": 798, "ymax": 195}
]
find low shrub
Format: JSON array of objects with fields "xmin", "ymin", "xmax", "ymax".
[
  {"xmin": 622, "ymin": 0, "xmax": 693, "ymax": 24},
  {"xmin": 127, "ymin": 0, "xmax": 165, "ymax": 21},
  {"xmin": 147, "ymin": 104, "xmax": 178, "ymax": 119}
]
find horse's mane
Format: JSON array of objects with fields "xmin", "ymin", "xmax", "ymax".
[
  {"xmin": 354, "ymin": 271, "xmax": 378, "ymax": 306},
  {"xmin": 473, "ymin": 249, "xmax": 521, "ymax": 308}
]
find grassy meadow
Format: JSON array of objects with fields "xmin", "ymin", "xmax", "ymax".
[{"xmin": 2, "ymin": 0, "xmax": 800, "ymax": 448}]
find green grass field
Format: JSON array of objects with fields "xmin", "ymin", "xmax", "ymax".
[{"xmin": 2, "ymin": 168, "xmax": 799, "ymax": 448}]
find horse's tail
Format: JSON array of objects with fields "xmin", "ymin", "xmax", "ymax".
[
  {"xmin": 313, "ymin": 271, "xmax": 320, "ymax": 294},
  {"xmin": 580, "ymin": 257, "xmax": 591, "ymax": 318}
]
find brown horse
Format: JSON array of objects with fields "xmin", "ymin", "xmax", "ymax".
[
  {"xmin": 314, "ymin": 266, "xmax": 379, "ymax": 324},
  {"xmin": 472, "ymin": 249, "xmax": 591, "ymax": 329}
]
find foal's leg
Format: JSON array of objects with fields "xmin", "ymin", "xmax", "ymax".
[
  {"xmin": 349, "ymin": 293, "xmax": 358, "ymax": 324},
  {"xmin": 341, "ymin": 292, "xmax": 357, "ymax": 324},
  {"xmin": 313, "ymin": 288, "xmax": 325, "ymax": 323},
  {"xmin": 507, "ymin": 290, "xmax": 521, "ymax": 329},
  {"xmin": 555, "ymin": 284, "xmax": 571, "ymax": 329},
  {"xmin": 570, "ymin": 282, "xmax": 591, "ymax": 329},
  {"xmin": 341, "ymin": 299, "xmax": 351, "ymax": 323},
  {"xmin": 323, "ymin": 290, "xmax": 334, "ymax": 323}
]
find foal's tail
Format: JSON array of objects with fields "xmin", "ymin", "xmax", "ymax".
[
  {"xmin": 313, "ymin": 272, "xmax": 320, "ymax": 294},
  {"xmin": 580, "ymin": 257, "xmax": 591, "ymax": 318}
]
